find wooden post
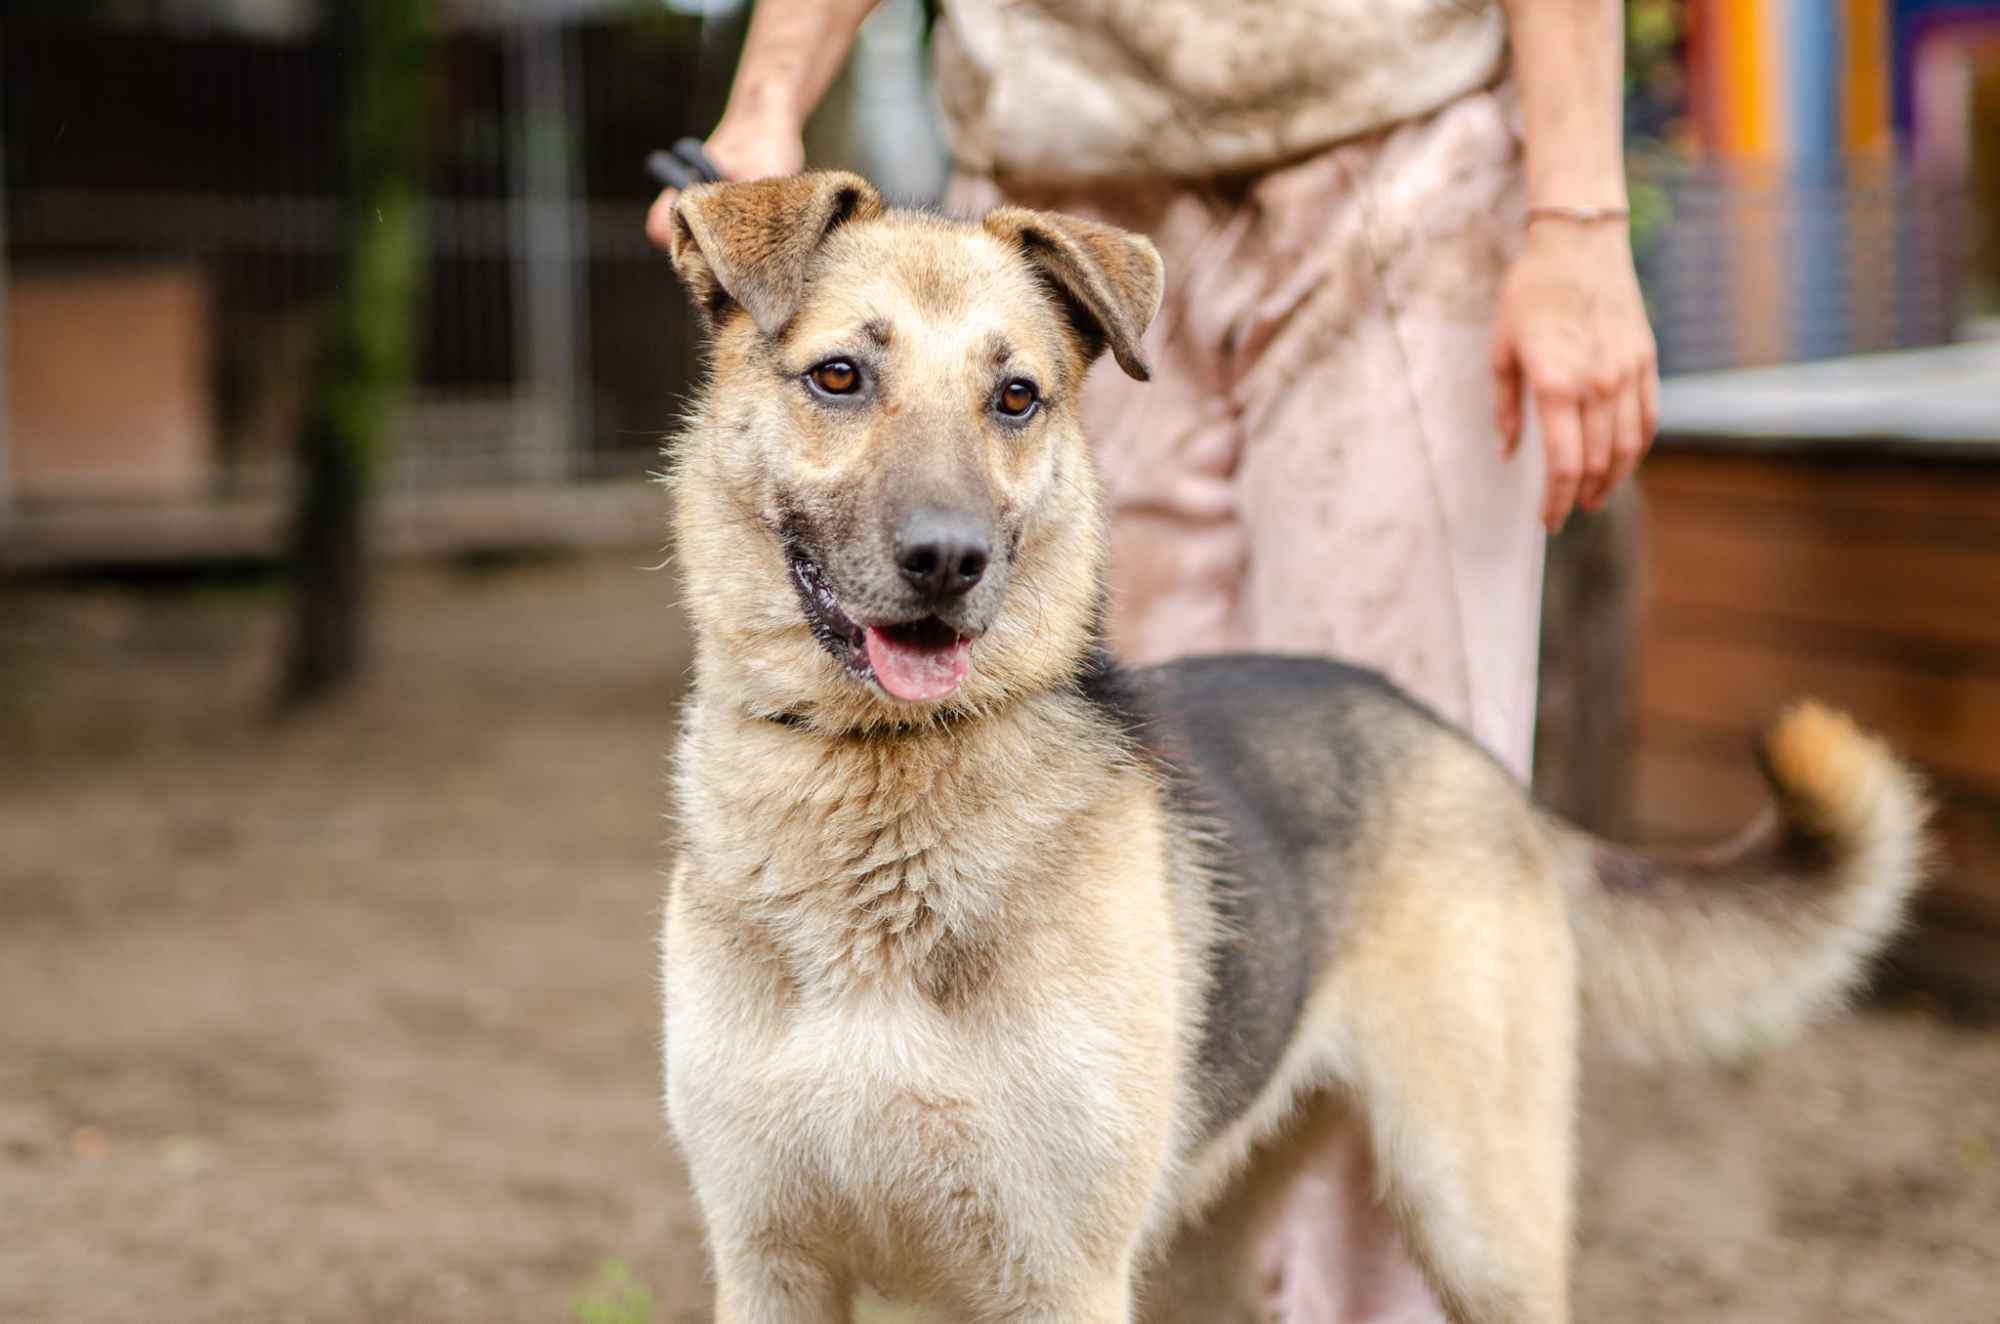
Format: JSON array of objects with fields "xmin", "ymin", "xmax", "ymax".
[
  {"xmin": 1532, "ymin": 479, "xmax": 1644, "ymax": 838},
  {"xmin": 283, "ymin": 0, "xmax": 433, "ymax": 704}
]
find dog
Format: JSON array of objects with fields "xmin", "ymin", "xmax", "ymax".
[{"xmin": 655, "ymin": 171, "xmax": 1930, "ymax": 1324}]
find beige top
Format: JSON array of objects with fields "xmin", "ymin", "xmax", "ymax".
[{"xmin": 932, "ymin": 0, "xmax": 1507, "ymax": 182}]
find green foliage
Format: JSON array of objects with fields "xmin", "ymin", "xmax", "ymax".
[
  {"xmin": 1625, "ymin": 152, "xmax": 1674, "ymax": 259},
  {"xmin": 1627, "ymin": 0, "xmax": 1681, "ymax": 59},
  {"xmin": 1623, "ymin": 0, "xmax": 1689, "ymax": 260},
  {"xmin": 313, "ymin": 0, "xmax": 433, "ymax": 486},
  {"xmin": 572, "ymin": 1260, "xmax": 658, "ymax": 1324},
  {"xmin": 283, "ymin": 0, "xmax": 435, "ymax": 702}
]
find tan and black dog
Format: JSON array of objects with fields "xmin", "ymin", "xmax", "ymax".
[{"xmin": 656, "ymin": 171, "xmax": 1929, "ymax": 1324}]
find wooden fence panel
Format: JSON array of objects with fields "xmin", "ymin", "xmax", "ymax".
[{"xmin": 1635, "ymin": 449, "xmax": 2000, "ymax": 995}]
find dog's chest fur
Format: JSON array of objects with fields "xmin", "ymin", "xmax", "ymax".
[
  {"xmin": 673, "ymin": 700, "xmax": 1123, "ymax": 994},
  {"xmin": 665, "ymin": 697, "xmax": 1192, "ymax": 1302}
]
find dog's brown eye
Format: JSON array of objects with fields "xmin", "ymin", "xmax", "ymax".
[
  {"xmin": 810, "ymin": 360, "xmax": 860, "ymax": 395},
  {"xmin": 997, "ymin": 380, "xmax": 1038, "ymax": 417}
]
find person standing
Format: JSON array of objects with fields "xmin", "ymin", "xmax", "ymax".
[{"xmin": 648, "ymin": 2, "xmax": 1658, "ymax": 1318}]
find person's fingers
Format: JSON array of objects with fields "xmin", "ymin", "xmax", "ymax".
[
  {"xmin": 1537, "ymin": 388, "xmax": 1584, "ymax": 532},
  {"xmin": 1603, "ymin": 376, "xmax": 1645, "ymax": 500},
  {"xmin": 1491, "ymin": 326, "xmax": 1524, "ymax": 457},
  {"xmin": 1577, "ymin": 381, "xmax": 1617, "ymax": 512},
  {"xmin": 645, "ymin": 188, "xmax": 680, "ymax": 252}
]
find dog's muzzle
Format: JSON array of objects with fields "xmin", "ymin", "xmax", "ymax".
[{"xmin": 786, "ymin": 543, "xmax": 979, "ymax": 703}]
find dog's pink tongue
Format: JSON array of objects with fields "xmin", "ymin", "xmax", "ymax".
[{"xmin": 864, "ymin": 627, "xmax": 971, "ymax": 702}]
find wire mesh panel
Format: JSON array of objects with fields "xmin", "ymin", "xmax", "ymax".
[
  {"xmin": 1641, "ymin": 159, "xmax": 1964, "ymax": 375},
  {"xmin": 0, "ymin": 6, "xmax": 713, "ymax": 508}
]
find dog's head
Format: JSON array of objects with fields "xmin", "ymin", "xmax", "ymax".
[{"xmin": 664, "ymin": 172, "xmax": 1163, "ymax": 728}]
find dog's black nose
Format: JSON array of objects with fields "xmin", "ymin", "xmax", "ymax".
[{"xmin": 895, "ymin": 508, "xmax": 990, "ymax": 599}]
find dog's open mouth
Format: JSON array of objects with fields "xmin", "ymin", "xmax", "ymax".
[{"xmin": 787, "ymin": 547, "xmax": 972, "ymax": 703}]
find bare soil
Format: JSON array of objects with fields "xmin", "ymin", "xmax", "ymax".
[{"xmin": 2, "ymin": 552, "xmax": 1995, "ymax": 1323}]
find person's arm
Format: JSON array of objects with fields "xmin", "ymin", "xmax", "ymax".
[
  {"xmin": 646, "ymin": 0, "xmax": 880, "ymax": 250},
  {"xmin": 1491, "ymin": 0, "xmax": 1660, "ymax": 530}
]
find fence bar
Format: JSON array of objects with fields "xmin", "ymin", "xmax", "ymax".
[
  {"xmin": 0, "ymin": 24, "xmax": 12, "ymax": 534},
  {"xmin": 509, "ymin": 19, "xmax": 580, "ymax": 482}
]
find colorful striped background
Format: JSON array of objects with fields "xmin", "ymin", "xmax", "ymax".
[
  {"xmin": 1674, "ymin": 0, "xmax": 2000, "ymax": 365},
  {"xmin": 1685, "ymin": 0, "xmax": 2000, "ymax": 163}
]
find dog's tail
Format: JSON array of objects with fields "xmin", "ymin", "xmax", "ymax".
[{"xmin": 1558, "ymin": 701, "xmax": 1931, "ymax": 1067}]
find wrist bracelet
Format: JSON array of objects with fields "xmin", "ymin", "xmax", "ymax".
[{"xmin": 1525, "ymin": 204, "xmax": 1630, "ymax": 226}]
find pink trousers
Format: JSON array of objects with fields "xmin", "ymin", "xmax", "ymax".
[{"xmin": 954, "ymin": 83, "xmax": 1545, "ymax": 1323}]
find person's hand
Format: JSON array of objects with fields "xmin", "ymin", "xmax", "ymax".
[
  {"xmin": 1490, "ymin": 222, "xmax": 1659, "ymax": 531},
  {"xmin": 644, "ymin": 116, "xmax": 806, "ymax": 250}
]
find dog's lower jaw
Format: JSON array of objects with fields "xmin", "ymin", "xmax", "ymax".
[{"xmin": 786, "ymin": 543, "xmax": 873, "ymax": 685}]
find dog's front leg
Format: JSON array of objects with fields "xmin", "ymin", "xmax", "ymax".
[
  {"xmin": 982, "ymin": 1265, "xmax": 1138, "ymax": 1324},
  {"xmin": 712, "ymin": 1246, "xmax": 850, "ymax": 1324}
]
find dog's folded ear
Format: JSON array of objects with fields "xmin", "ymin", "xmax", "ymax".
[
  {"xmin": 667, "ymin": 171, "xmax": 885, "ymax": 336},
  {"xmin": 981, "ymin": 209, "xmax": 1165, "ymax": 381}
]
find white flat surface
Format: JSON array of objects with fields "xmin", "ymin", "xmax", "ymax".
[{"xmin": 1658, "ymin": 338, "xmax": 2000, "ymax": 453}]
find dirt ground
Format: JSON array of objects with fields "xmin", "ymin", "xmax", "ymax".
[{"xmin": 3, "ymin": 550, "xmax": 1996, "ymax": 1324}]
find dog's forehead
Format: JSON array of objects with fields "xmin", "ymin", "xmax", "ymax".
[{"xmin": 801, "ymin": 218, "xmax": 1056, "ymax": 352}]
